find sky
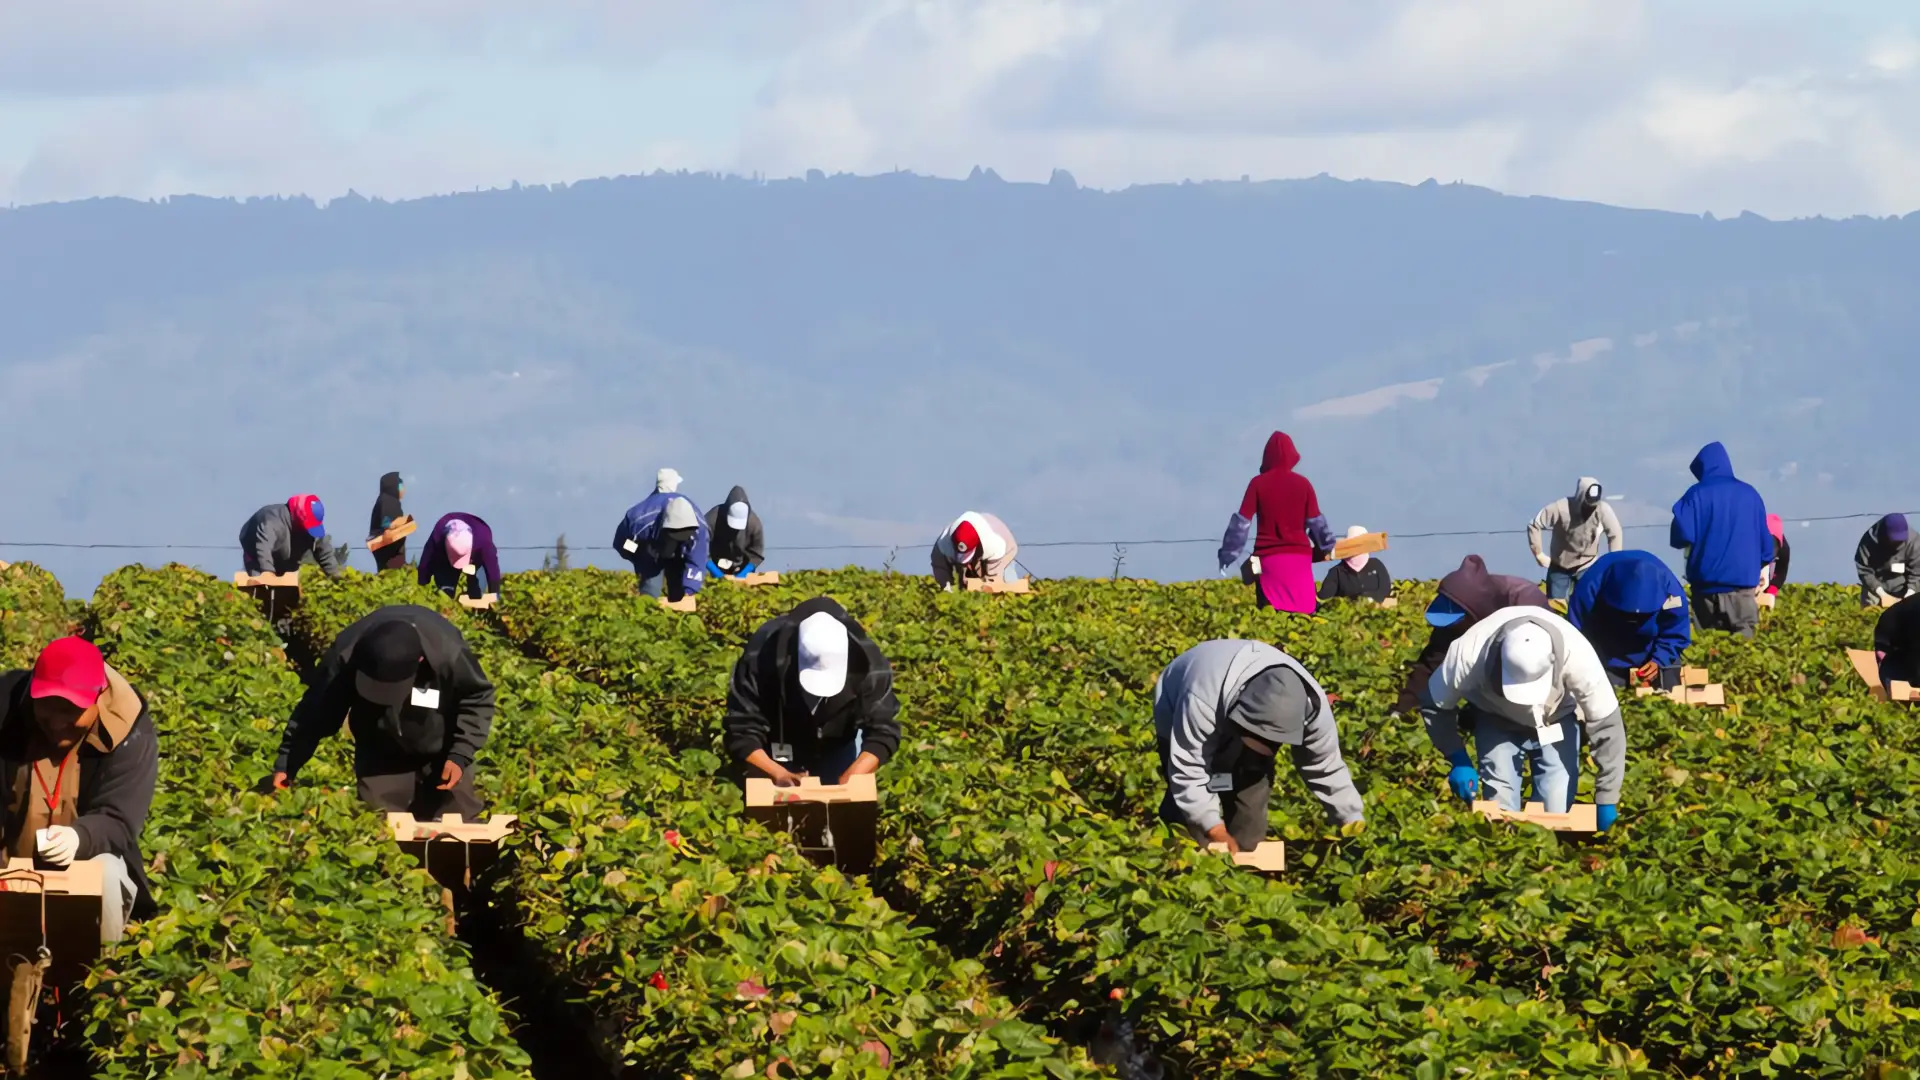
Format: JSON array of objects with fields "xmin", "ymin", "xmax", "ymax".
[{"xmin": 2, "ymin": 0, "xmax": 1919, "ymax": 219}]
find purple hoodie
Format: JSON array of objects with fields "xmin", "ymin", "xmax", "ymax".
[{"xmin": 418, "ymin": 512, "xmax": 502, "ymax": 594}]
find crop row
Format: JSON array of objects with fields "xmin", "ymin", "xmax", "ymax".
[
  {"xmin": 78, "ymin": 565, "xmax": 531, "ymax": 1077},
  {"xmin": 284, "ymin": 569, "xmax": 1090, "ymax": 1078},
  {"xmin": 495, "ymin": 568, "xmax": 1920, "ymax": 1078}
]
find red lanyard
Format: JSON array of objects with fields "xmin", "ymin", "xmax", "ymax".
[{"xmin": 33, "ymin": 752, "xmax": 73, "ymax": 817}]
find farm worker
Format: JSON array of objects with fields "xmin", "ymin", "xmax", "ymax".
[
  {"xmin": 1669, "ymin": 442, "xmax": 1772, "ymax": 638},
  {"xmin": 613, "ymin": 469, "xmax": 709, "ymax": 602},
  {"xmin": 1762, "ymin": 514, "xmax": 1790, "ymax": 596},
  {"xmin": 1152, "ymin": 640, "xmax": 1363, "ymax": 852},
  {"xmin": 367, "ymin": 471, "xmax": 408, "ymax": 571},
  {"xmin": 931, "ymin": 512, "xmax": 1020, "ymax": 589},
  {"xmin": 706, "ymin": 485, "xmax": 766, "ymax": 579},
  {"xmin": 1421, "ymin": 607, "xmax": 1625, "ymax": 831},
  {"xmin": 1566, "ymin": 550, "xmax": 1691, "ymax": 688},
  {"xmin": 419, "ymin": 513, "xmax": 502, "ymax": 600},
  {"xmin": 1217, "ymin": 431, "xmax": 1335, "ymax": 614},
  {"xmin": 240, "ymin": 494, "xmax": 344, "ymax": 579},
  {"xmin": 1318, "ymin": 524, "xmax": 1393, "ymax": 603},
  {"xmin": 1873, "ymin": 594, "xmax": 1920, "ymax": 689},
  {"xmin": 723, "ymin": 597, "xmax": 901, "ymax": 787},
  {"xmin": 1395, "ymin": 554, "xmax": 1549, "ymax": 714},
  {"xmin": 1854, "ymin": 514, "xmax": 1920, "ymax": 608},
  {"xmin": 272, "ymin": 605, "xmax": 495, "ymax": 820},
  {"xmin": 0, "ymin": 638, "xmax": 156, "ymax": 939},
  {"xmin": 1527, "ymin": 476, "xmax": 1623, "ymax": 600}
]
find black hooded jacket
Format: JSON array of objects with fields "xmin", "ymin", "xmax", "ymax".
[
  {"xmin": 723, "ymin": 597, "xmax": 900, "ymax": 766},
  {"xmin": 705, "ymin": 485, "xmax": 767, "ymax": 568},
  {"xmin": 369, "ymin": 472, "xmax": 407, "ymax": 565},
  {"xmin": 276, "ymin": 605, "xmax": 495, "ymax": 778},
  {"xmin": 1395, "ymin": 555, "xmax": 1551, "ymax": 713},
  {"xmin": 1875, "ymin": 595, "xmax": 1920, "ymax": 685}
]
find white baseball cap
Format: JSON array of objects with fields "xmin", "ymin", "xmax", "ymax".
[
  {"xmin": 796, "ymin": 612, "xmax": 849, "ymax": 697},
  {"xmin": 726, "ymin": 501, "xmax": 749, "ymax": 530},
  {"xmin": 1499, "ymin": 624, "xmax": 1555, "ymax": 706}
]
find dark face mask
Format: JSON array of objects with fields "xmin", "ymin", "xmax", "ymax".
[{"xmin": 651, "ymin": 526, "xmax": 697, "ymax": 558}]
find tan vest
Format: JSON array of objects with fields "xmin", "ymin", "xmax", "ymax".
[{"xmin": 4, "ymin": 664, "xmax": 140, "ymax": 859}]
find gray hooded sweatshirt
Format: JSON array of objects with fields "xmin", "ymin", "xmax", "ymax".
[
  {"xmin": 1152, "ymin": 640, "xmax": 1364, "ymax": 832},
  {"xmin": 239, "ymin": 503, "xmax": 343, "ymax": 579},
  {"xmin": 1529, "ymin": 476, "xmax": 1624, "ymax": 573}
]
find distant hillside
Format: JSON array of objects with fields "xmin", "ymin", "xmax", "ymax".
[{"xmin": 2, "ymin": 170, "xmax": 1914, "ymax": 593}]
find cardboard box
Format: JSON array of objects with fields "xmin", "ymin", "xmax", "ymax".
[
  {"xmin": 1756, "ymin": 591, "xmax": 1776, "ymax": 609},
  {"xmin": 1326, "ymin": 531, "xmax": 1388, "ymax": 562},
  {"xmin": 0, "ymin": 857, "xmax": 105, "ymax": 994},
  {"xmin": 385, "ymin": 813, "xmax": 516, "ymax": 896},
  {"xmin": 745, "ymin": 775, "xmax": 877, "ymax": 874},
  {"xmin": 233, "ymin": 570, "xmax": 300, "ymax": 589},
  {"xmin": 660, "ymin": 595, "xmax": 698, "ymax": 613},
  {"xmin": 458, "ymin": 593, "xmax": 498, "ymax": 611},
  {"xmin": 964, "ymin": 577, "xmax": 1032, "ymax": 594},
  {"xmin": 1473, "ymin": 800, "xmax": 1599, "ymax": 833},
  {"xmin": 1847, "ymin": 649, "xmax": 1920, "ymax": 702},
  {"xmin": 733, "ymin": 571, "xmax": 781, "ymax": 587},
  {"xmin": 1884, "ymin": 591, "xmax": 1902, "ymax": 609},
  {"xmin": 366, "ymin": 515, "xmax": 418, "ymax": 551},
  {"xmin": 1633, "ymin": 666, "xmax": 1724, "ymax": 706},
  {"xmin": 1204, "ymin": 841, "xmax": 1286, "ymax": 875},
  {"xmin": 1369, "ymin": 597, "xmax": 1399, "ymax": 609}
]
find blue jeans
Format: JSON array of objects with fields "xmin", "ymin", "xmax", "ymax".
[
  {"xmin": 1477, "ymin": 714, "xmax": 1581, "ymax": 813},
  {"xmin": 794, "ymin": 731, "xmax": 864, "ymax": 781},
  {"xmin": 637, "ymin": 562, "xmax": 688, "ymax": 602},
  {"xmin": 1545, "ymin": 568, "xmax": 1579, "ymax": 600}
]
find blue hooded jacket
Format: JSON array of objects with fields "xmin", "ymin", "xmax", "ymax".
[
  {"xmin": 613, "ymin": 492, "xmax": 711, "ymax": 595},
  {"xmin": 1669, "ymin": 442, "xmax": 1774, "ymax": 594},
  {"xmin": 1568, "ymin": 550, "xmax": 1691, "ymax": 670}
]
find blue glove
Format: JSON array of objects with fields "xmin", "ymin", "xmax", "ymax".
[
  {"xmin": 737, "ymin": 562, "xmax": 757, "ymax": 576},
  {"xmin": 705, "ymin": 560, "xmax": 723, "ymax": 578},
  {"xmin": 1445, "ymin": 751, "xmax": 1480, "ymax": 803},
  {"xmin": 1595, "ymin": 804, "xmax": 1618, "ymax": 832}
]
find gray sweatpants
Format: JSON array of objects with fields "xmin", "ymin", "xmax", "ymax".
[{"xmin": 1694, "ymin": 590, "xmax": 1759, "ymax": 638}]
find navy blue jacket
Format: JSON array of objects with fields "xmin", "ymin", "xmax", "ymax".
[
  {"xmin": 1568, "ymin": 550, "xmax": 1691, "ymax": 671},
  {"xmin": 613, "ymin": 492, "xmax": 710, "ymax": 595},
  {"xmin": 1669, "ymin": 442, "xmax": 1774, "ymax": 595}
]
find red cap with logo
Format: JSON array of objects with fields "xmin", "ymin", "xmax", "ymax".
[
  {"xmin": 952, "ymin": 520, "xmax": 981, "ymax": 561},
  {"xmin": 31, "ymin": 637, "xmax": 108, "ymax": 709}
]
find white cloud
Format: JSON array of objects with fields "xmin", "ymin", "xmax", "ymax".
[
  {"xmin": 4, "ymin": 0, "xmax": 1920, "ymax": 217},
  {"xmin": 1294, "ymin": 377, "xmax": 1444, "ymax": 421}
]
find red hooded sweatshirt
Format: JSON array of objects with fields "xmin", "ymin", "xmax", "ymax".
[{"xmin": 1235, "ymin": 432, "xmax": 1329, "ymax": 559}]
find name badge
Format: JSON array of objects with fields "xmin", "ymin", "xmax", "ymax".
[
  {"xmin": 770, "ymin": 742, "xmax": 794, "ymax": 763},
  {"xmin": 1205, "ymin": 773, "xmax": 1235, "ymax": 794},
  {"xmin": 718, "ymin": 558, "xmax": 734, "ymax": 570},
  {"xmin": 622, "ymin": 539, "xmax": 639, "ymax": 554},
  {"xmin": 1535, "ymin": 719, "xmax": 1565, "ymax": 746},
  {"xmin": 411, "ymin": 687, "xmax": 441, "ymax": 710},
  {"xmin": 1895, "ymin": 563, "xmax": 1907, "ymax": 575}
]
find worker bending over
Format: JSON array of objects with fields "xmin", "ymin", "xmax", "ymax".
[
  {"xmin": 1567, "ymin": 550, "xmax": 1691, "ymax": 688},
  {"xmin": 614, "ymin": 469, "xmax": 710, "ymax": 602},
  {"xmin": 1152, "ymin": 640, "xmax": 1363, "ymax": 852},
  {"xmin": 273, "ymin": 606, "xmax": 495, "ymax": 820},
  {"xmin": 724, "ymin": 598, "xmax": 901, "ymax": 787},
  {"xmin": 706, "ymin": 485, "xmax": 766, "ymax": 580},
  {"xmin": 1422, "ymin": 607, "xmax": 1626, "ymax": 831},
  {"xmin": 932, "ymin": 512, "xmax": 1019, "ymax": 589},
  {"xmin": 419, "ymin": 513, "xmax": 502, "ymax": 600},
  {"xmin": 1396, "ymin": 555, "xmax": 1549, "ymax": 714},
  {"xmin": 0, "ymin": 638, "xmax": 157, "ymax": 939},
  {"xmin": 240, "ymin": 494, "xmax": 343, "ymax": 579},
  {"xmin": 1856, "ymin": 514, "xmax": 1920, "ymax": 607}
]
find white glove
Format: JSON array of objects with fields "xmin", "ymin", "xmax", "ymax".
[
  {"xmin": 35, "ymin": 825, "xmax": 79, "ymax": 867},
  {"xmin": 1535, "ymin": 552, "xmax": 1551, "ymax": 569}
]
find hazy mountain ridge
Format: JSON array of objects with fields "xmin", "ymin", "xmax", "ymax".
[{"xmin": 1, "ymin": 170, "xmax": 1912, "ymax": 594}]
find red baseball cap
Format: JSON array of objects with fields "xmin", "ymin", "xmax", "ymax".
[
  {"xmin": 31, "ymin": 637, "xmax": 107, "ymax": 709},
  {"xmin": 952, "ymin": 520, "xmax": 981, "ymax": 560}
]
